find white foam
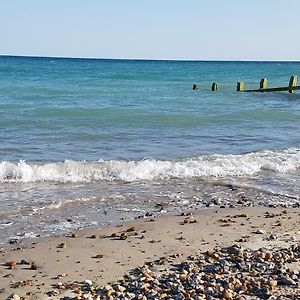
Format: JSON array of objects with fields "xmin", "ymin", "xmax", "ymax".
[{"xmin": 0, "ymin": 147, "xmax": 299, "ymax": 183}]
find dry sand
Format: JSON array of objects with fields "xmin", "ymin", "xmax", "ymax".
[{"xmin": 1, "ymin": 206, "xmax": 300, "ymax": 299}]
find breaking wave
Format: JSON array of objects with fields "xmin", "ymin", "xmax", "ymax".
[{"xmin": 0, "ymin": 148, "xmax": 299, "ymax": 183}]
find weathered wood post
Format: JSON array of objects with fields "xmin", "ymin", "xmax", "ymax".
[
  {"xmin": 237, "ymin": 82, "xmax": 245, "ymax": 92},
  {"xmin": 211, "ymin": 82, "xmax": 218, "ymax": 91},
  {"xmin": 288, "ymin": 75, "xmax": 297, "ymax": 93},
  {"xmin": 192, "ymin": 84, "xmax": 199, "ymax": 90},
  {"xmin": 260, "ymin": 78, "xmax": 268, "ymax": 91}
]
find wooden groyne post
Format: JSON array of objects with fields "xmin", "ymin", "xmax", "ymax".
[
  {"xmin": 289, "ymin": 75, "xmax": 297, "ymax": 93},
  {"xmin": 237, "ymin": 75, "xmax": 299, "ymax": 93},
  {"xmin": 192, "ymin": 84, "xmax": 199, "ymax": 90},
  {"xmin": 211, "ymin": 82, "xmax": 218, "ymax": 91},
  {"xmin": 237, "ymin": 82, "xmax": 245, "ymax": 92},
  {"xmin": 260, "ymin": 78, "xmax": 268, "ymax": 91}
]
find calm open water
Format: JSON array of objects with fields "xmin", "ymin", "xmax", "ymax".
[{"xmin": 0, "ymin": 56, "xmax": 299, "ymax": 242}]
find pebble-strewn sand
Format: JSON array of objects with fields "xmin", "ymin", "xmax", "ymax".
[{"xmin": 1, "ymin": 207, "xmax": 300, "ymax": 299}]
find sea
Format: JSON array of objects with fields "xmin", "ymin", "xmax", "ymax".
[{"xmin": 0, "ymin": 56, "xmax": 299, "ymax": 243}]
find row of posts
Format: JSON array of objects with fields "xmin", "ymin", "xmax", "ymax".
[
  {"xmin": 193, "ymin": 75, "xmax": 298, "ymax": 93},
  {"xmin": 193, "ymin": 82, "xmax": 218, "ymax": 91},
  {"xmin": 237, "ymin": 75, "xmax": 298, "ymax": 93}
]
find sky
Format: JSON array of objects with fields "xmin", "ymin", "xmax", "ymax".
[{"xmin": 0, "ymin": 0, "xmax": 300, "ymax": 61}]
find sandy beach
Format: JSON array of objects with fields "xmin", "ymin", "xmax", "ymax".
[
  {"xmin": 1, "ymin": 2, "xmax": 300, "ymax": 299},
  {"xmin": 1, "ymin": 206, "xmax": 300, "ymax": 299}
]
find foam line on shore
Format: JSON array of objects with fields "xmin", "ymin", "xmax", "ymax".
[{"xmin": 0, "ymin": 147, "xmax": 299, "ymax": 183}]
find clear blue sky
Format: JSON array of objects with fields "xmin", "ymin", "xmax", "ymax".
[{"xmin": 1, "ymin": 0, "xmax": 299, "ymax": 60}]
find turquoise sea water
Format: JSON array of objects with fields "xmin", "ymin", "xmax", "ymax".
[{"xmin": 0, "ymin": 56, "xmax": 299, "ymax": 242}]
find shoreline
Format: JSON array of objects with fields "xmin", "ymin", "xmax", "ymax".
[
  {"xmin": 1, "ymin": 206, "xmax": 300, "ymax": 299},
  {"xmin": 1, "ymin": 175, "xmax": 299, "ymax": 245}
]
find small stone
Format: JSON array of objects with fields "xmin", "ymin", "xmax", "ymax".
[
  {"xmin": 182, "ymin": 216, "xmax": 196, "ymax": 224},
  {"xmin": 20, "ymin": 259, "xmax": 31, "ymax": 265},
  {"xmin": 126, "ymin": 227, "xmax": 135, "ymax": 232},
  {"xmin": 9, "ymin": 239, "xmax": 19, "ymax": 245},
  {"xmin": 84, "ymin": 279, "xmax": 93, "ymax": 286},
  {"xmin": 89, "ymin": 234, "xmax": 99, "ymax": 239},
  {"xmin": 223, "ymin": 289, "xmax": 233, "ymax": 299},
  {"xmin": 149, "ymin": 239, "xmax": 161, "ymax": 243},
  {"xmin": 269, "ymin": 279, "xmax": 277, "ymax": 288},
  {"xmin": 92, "ymin": 254, "xmax": 104, "ymax": 259},
  {"xmin": 6, "ymin": 261, "xmax": 17, "ymax": 268},
  {"xmin": 57, "ymin": 282, "xmax": 64, "ymax": 289},
  {"xmin": 30, "ymin": 263, "xmax": 38, "ymax": 270},
  {"xmin": 265, "ymin": 252, "xmax": 273, "ymax": 260},
  {"xmin": 268, "ymin": 234, "xmax": 277, "ymax": 240},
  {"xmin": 278, "ymin": 276, "xmax": 297, "ymax": 286},
  {"xmin": 106, "ymin": 289, "xmax": 114, "ymax": 296},
  {"xmin": 46, "ymin": 290, "xmax": 60, "ymax": 297},
  {"xmin": 57, "ymin": 242, "xmax": 67, "ymax": 248},
  {"xmin": 227, "ymin": 244, "xmax": 244, "ymax": 256},
  {"xmin": 120, "ymin": 233, "xmax": 128, "ymax": 240},
  {"xmin": 238, "ymin": 213, "xmax": 248, "ymax": 218},
  {"xmin": 116, "ymin": 285, "xmax": 126, "ymax": 292},
  {"xmin": 213, "ymin": 198, "xmax": 222, "ymax": 205},
  {"xmin": 10, "ymin": 294, "xmax": 21, "ymax": 300}
]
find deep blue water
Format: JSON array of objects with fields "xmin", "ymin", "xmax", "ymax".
[{"xmin": 0, "ymin": 56, "xmax": 299, "ymax": 163}]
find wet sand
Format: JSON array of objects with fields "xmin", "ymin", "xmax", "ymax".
[{"xmin": 1, "ymin": 206, "xmax": 300, "ymax": 299}]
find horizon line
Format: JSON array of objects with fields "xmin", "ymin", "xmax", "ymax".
[{"xmin": 1, "ymin": 54, "xmax": 300, "ymax": 63}]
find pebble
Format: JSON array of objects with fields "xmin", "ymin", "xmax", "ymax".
[
  {"xmin": 10, "ymin": 294, "xmax": 20, "ymax": 300},
  {"xmin": 92, "ymin": 254, "xmax": 104, "ymax": 259},
  {"xmin": 50, "ymin": 243, "xmax": 300, "ymax": 299},
  {"xmin": 126, "ymin": 227, "xmax": 135, "ymax": 232},
  {"xmin": 89, "ymin": 234, "xmax": 99, "ymax": 239},
  {"xmin": 57, "ymin": 242, "xmax": 67, "ymax": 248},
  {"xmin": 6, "ymin": 260, "xmax": 17, "ymax": 268}
]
